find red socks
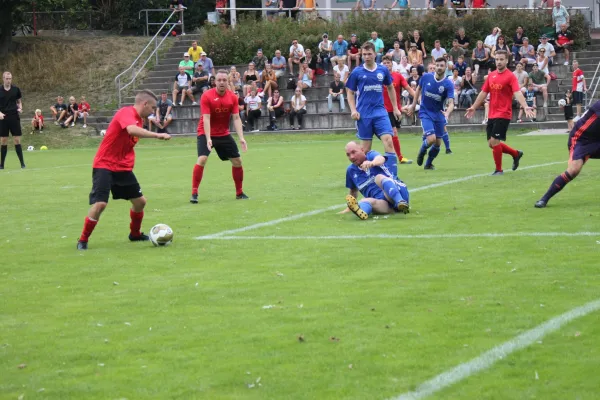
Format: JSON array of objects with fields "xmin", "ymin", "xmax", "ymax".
[
  {"xmin": 79, "ymin": 216, "xmax": 98, "ymax": 242},
  {"xmin": 192, "ymin": 164, "xmax": 204, "ymax": 195},
  {"xmin": 500, "ymin": 142, "xmax": 518, "ymax": 157},
  {"xmin": 392, "ymin": 135, "xmax": 403, "ymax": 159},
  {"xmin": 232, "ymin": 166, "xmax": 244, "ymax": 196},
  {"xmin": 492, "ymin": 144, "xmax": 503, "ymax": 172},
  {"xmin": 130, "ymin": 210, "xmax": 144, "ymax": 237}
]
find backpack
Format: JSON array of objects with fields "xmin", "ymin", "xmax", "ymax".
[{"xmin": 287, "ymin": 78, "xmax": 296, "ymax": 90}]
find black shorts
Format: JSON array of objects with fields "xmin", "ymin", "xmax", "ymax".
[
  {"xmin": 388, "ymin": 112, "xmax": 401, "ymax": 129},
  {"xmin": 569, "ymin": 118, "xmax": 600, "ymax": 162},
  {"xmin": 486, "ymin": 118, "xmax": 510, "ymax": 141},
  {"xmin": 573, "ymin": 91, "xmax": 584, "ymax": 105},
  {"xmin": 0, "ymin": 115, "xmax": 22, "ymax": 137},
  {"xmin": 89, "ymin": 168, "xmax": 143, "ymax": 204},
  {"xmin": 197, "ymin": 134, "xmax": 240, "ymax": 161},
  {"xmin": 564, "ymin": 105, "xmax": 574, "ymax": 120}
]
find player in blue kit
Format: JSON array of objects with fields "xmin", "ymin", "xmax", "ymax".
[
  {"xmin": 344, "ymin": 141, "xmax": 409, "ymax": 220},
  {"xmin": 406, "ymin": 57, "xmax": 455, "ymax": 170},
  {"xmin": 346, "ymin": 42, "xmax": 403, "ymax": 164}
]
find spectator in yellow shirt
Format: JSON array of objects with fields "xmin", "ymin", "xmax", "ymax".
[{"xmin": 187, "ymin": 41, "xmax": 204, "ymax": 63}]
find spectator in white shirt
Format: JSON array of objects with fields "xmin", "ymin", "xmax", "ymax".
[
  {"xmin": 289, "ymin": 87, "xmax": 307, "ymax": 130},
  {"xmin": 245, "ymin": 88, "xmax": 262, "ymax": 132},
  {"xmin": 484, "ymin": 27, "xmax": 501, "ymax": 51},
  {"xmin": 333, "ymin": 58, "xmax": 350, "ymax": 83},
  {"xmin": 288, "ymin": 39, "xmax": 305, "ymax": 76},
  {"xmin": 172, "ymin": 66, "xmax": 195, "ymax": 106},
  {"xmin": 430, "ymin": 40, "xmax": 447, "ymax": 64},
  {"xmin": 318, "ymin": 33, "xmax": 333, "ymax": 73},
  {"xmin": 537, "ymin": 35, "xmax": 556, "ymax": 66}
]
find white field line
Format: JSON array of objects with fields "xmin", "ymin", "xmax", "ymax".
[
  {"xmin": 195, "ymin": 232, "xmax": 600, "ymax": 240},
  {"xmin": 390, "ymin": 298, "xmax": 600, "ymax": 400},
  {"xmin": 196, "ymin": 161, "xmax": 564, "ymax": 239}
]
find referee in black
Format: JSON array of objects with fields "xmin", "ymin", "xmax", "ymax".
[{"xmin": 0, "ymin": 71, "xmax": 26, "ymax": 169}]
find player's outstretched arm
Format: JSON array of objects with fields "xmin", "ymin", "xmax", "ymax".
[
  {"xmin": 465, "ymin": 91, "xmax": 487, "ymax": 118},
  {"xmin": 126, "ymin": 125, "xmax": 171, "ymax": 140},
  {"xmin": 232, "ymin": 114, "xmax": 248, "ymax": 152}
]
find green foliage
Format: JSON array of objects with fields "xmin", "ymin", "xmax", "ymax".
[{"xmin": 200, "ymin": 9, "xmax": 590, "ymax": 65}]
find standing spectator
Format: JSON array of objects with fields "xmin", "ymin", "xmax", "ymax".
[
  {"xmin": 187, "ymin": 41, "xmax": 203, "ymax": 64},
  {"xmin": 511, "ymin": 26, "xmax": 525, "ymax": 64},
  {"xmin": 369, "ymin": 32, "xmax": 385, "ymax": 64},
  {"xmin": 410, "ymin": 30, "xmax": 427, "ymax": 59},
  {"xmin": 518, "ymin": 37, "xmax": 536, "ymax": 66},
  {"xmin": 471, "ymin": 40, "xmax": 490, "ymax": 76},
  {"xmin": 318, "ymin": 34, "xmax": 333, "ymax": 73},
  {"xmin": 517, "ymin": 82, "xmax": 537, "ymax": 123},
  {"xmin": 427, "ymin": 0, "xmax": 446, "ymax": 9},
  {"xmin": 539, "ymin": 0, "xmax": 554, "ymax": 8},
  {"xmin": 31, "ymin": 109, "xmax": 44, "ymax": 133},
  {"xmin": 430, "ymin": 40, "xmax": 447, "ymax": 64},
  {"xmin": 469, "ymin": 0, "xmax": 485, "ymax": 9},
  {"xmin": 353, "ymin": 0, "xmax": 375, "ymax": 11},
  {"xmin": 572, "ymin": 59, "xmax": 587, "ymax": 118},
  {"xmin": 245, "ymin": 88, "xmax": 262, "ymax": 132},
  {"xmin": 149, "ymin": 92, "xmax": 173, "ymax": 133},
  {"xmin": 484, "ymin": 27, "xmax": 501, "ymax": 51},
  {"xmin": 451, "ymin": 0, "xmax": 466, "ymax": 17},
  {"xmin": 288, "ymin": 39, "xmax": 305, "ymax": 76},
  {"xmin": 78, "ymin": 96, "xmax": 91, "ymax": 128},
  {"xmin": 265, "ymin": 0, "xmax": 279, "ymax": 20},
  {"xmin": 51, "ymin": 96, "xmax": 68, "ymax": 125},
  {"xmin": 297, "ymin": 61, "xmax": 313, "ymax": 89},
  {"xmin": 528, "ymin": 64, "xmax": 550, "ymax": 108},
  {"xmin": 552, "ymin": 0, "xmax": 569, "ymax": 33},
  {"xmin": 62, "ymin": 96, "xmax": 79, "ymax": 128},
  {"xmin": 252, "ymin": 49, "xmax": 269, "ymax": 77},
  {"xmin": 491, "ymin": 35, "xmax": 510, "ymax": 66},
  {"xmin": 537, "ymin": 35, "xmax": 556, "ymax": 66},
  {"xmin": 243, "ymin": 62, "xmax": 259, "ymax": 97},
  {"xmin": 455, "ymin": 28, "xmax": 470, "ymax": 52},
  {"xmin": 271, "ymin": 50, "xmax": 287, "ymax": 78},
  {"xmin": 179, "ymin": 53, "xmax": 195, "ymax": 77},
  {"xmin": 328, "ymin": 72, "xmax": 345, "ymax": 112},
  {"xmin": 193, "ymin": 64, "xmax": 211, "ymax": 94},
  {"xmin": 555, "ymin": 23, "xmax": 575, "ymax": 66},
  {"xmin": 536, "ymin": 48, "xmax": 549, "ymax": 74},
  {"xmin": 388, "ymin": 41, "xmax": 406, "ymax": 64},
  {"xmin": 172, "ymin": 66, "xmax": 195, "ymax": 106},
  {"xmin": 289, "ymin": 87, "xmax": 307, "ymax": 130},
  {"xmin": 333, "ymin": 58, "xmax": 350, "ymax": 83},
  {"xmin": 513, "ymin": 62, "xmax": 529, "ymax": 93},
  {"xmin": 460, "ymin": 67, "xmax": 477, "ymax": 107},
  {"xmin": 448, "ymin": 39, "xmax": 466, "ymax": 64},
  {"xmin": 296, "ymin": 0, "xmax": 319, "ymax": 20},
  {"xmin": 386, "ymin": 0, "xmax": 410, "ymax": 15},
  {"xmin": 281, "ymin": 0, "xmax": 299, "ymax": 19},
  {"xmin": 331, "ymin": 35, "xmax": 348, "ymax": 66},
  {"xmin": 0, "ymin": 71, "xmax": 25, "ymax": 169},
  {"xmin": 266, "ymin": 89, "xmax": 285, "ymax": 130},
  {"xmin": 227, "ymin": 65, "xmax": 241, "ymax": 92},
  {"xmin": 347, "ymin": 34, "xmax": 362, "ymax": 69},
  {"xmin": 261, "ymin": 64, "xmax": 279, "ymax": 98},
  {"xmin": 195, "ymin": 52, "xmax": 215, "ymax": 76}
]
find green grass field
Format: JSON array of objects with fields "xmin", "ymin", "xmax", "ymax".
[{"xmin": 1, "ymin": 132, "xmax": 599, "ymax": 400}]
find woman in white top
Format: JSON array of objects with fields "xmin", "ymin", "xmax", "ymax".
[
  {"xmin": 484, "ymin": 27, "xmax": 501, "ymax": 51},
  {"xmin": 289, "ymin": 87, "xmax": 307, "ymax": 130},
  {"xmin": 318, "ymin": 34, "xmax": 333, "ymax": 73},
  {"xmin": 244, "ymin": 88, "xmax": 262, "ymax": 132},
  {"xmin": 396, "ymin": 55, "xmax": 410, "ymax": 79},
  {"xmin": 449, "ymin": 68, "xmax": 462, "ymax": 100},
  {"xmin": 333, "ymin": 58, "xmax": 350, "ymax": 83},
  {"xmin": 297, "ymin": 61, "xmax": 313, "ymax": 89},
  {"xmin": 536, "ymin": 48, "xmax": 549, "ymax": 74}
]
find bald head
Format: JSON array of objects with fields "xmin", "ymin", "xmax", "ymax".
[{"xmin": 345, "ymin": 141, "xmax": 366, "ymax": 166}]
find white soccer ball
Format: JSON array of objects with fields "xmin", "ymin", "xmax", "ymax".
[
  {"xmin": 149, "ymin": 223, "xmax": 174, "ymax": 247},
  {"xmin": 27, "ymin": 146, "xmax": 34, "ymax": 151},
  {"xmin": 415, "ymin": 104, "xmax": 420, "ymax": 111},
  {"xmin": 558, "ymin": 99, "xmax": 567, "ymax": 107},
  {"xmin": 100, "ymin": 130, "xmax": 106, "ymax": 136}
]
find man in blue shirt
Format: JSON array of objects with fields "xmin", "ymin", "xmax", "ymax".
[
  {"xmin": 331, "ymin": 35, "xmax": 349, "ymax": 65},
  {"xmin": 407, "ymin": 57, "xmax": 455, "ymax": 170},
  {"xmin": 346, "ymin": 42, "xmax": 402, "ymax": 165},
  {"xmin": 344, "ymin": 141, "xmax": 410, "ymax": 219}
]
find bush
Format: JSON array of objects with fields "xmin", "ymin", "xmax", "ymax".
[{"xmin": 200, "ymin": 8, "xmax": 589, "ymax": 65}]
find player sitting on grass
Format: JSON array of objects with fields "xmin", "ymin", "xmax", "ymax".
[{"xmin": 344, "ymin": 141, "xmax": 409, "ymax": 220}]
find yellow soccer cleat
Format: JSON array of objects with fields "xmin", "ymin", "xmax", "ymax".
[
  {"xmin": 400, "ymin": 157, "xmax": 413, "ymax": 164},
  {"xmin": 345, "ymin": 195, "xmax": 369, "ymax": 220}
]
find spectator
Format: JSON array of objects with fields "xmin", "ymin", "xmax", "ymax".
[
  {"xmin": 333, "ymin": 57, "xmax": 350, "ymax": 83},
  {"xmin": 281, "ymin": 0, "xmax": 299, "ymax": 19},
  {"xmin": 209, "ymin": 76, "xmax": 216, "ymax": 88},
  {"xmin": 426, "ymin": 63, "xmax": 435, "ymax": 73},
  {"xmin": 396, "ymin": 55, "xmax": 410, "ymax": 78},
  {"xmin": 448, "ymin": 39, "xmax": 466, "ymax": 64},
  {"xmin": 572, "ymin": 59, "xmax": 587, "ymax": 118},
  {"xmin": 228, "ymin": 65, "xmax": 242, "ymax": 92},
  {"xmin": 445, "ymin": 60, "xmax": 454, "ymax": 77},
  {"xmin": 469, "ymin": 0, "xmax": 485, "ymax": 9},
  {"xmin": 513, "ymin": 62, "xmax": 529, "ymax": 93},
  {"xmin": 517, "ymin": 82, "xmax": 537, "ymax": 123},
  {"xmin": 318, "ymin": 34, "xmax": 333, "ymax": 73},
  {"xmin": 347, "ymin": 34, "xmax": 362, "ymax": 69},
  {"xmin": 455, "ymin": 28, "xmax": 470, "ymax": 51},
  {"xmin": 563, "ymin": 89, "xmax": 574, "ymax": 130},
  {"xmin": 386, "ymin": 0, "xmax": 410, "ymax": 15},
  {"xmin": 243, "ymin": 62, "xmax": 260, "ymax": 97},
  {"xmin": 289, "ymin": 87, "xmax": 307, "ymax": 130},
  {"xmin": 353, "ymin": 0, "xmax": 375, "ymax": 11},
  {"xmin": 288, "ymin": 39, "xmax": 306, "ymax": 75},
  {"xmin": 430, "ymin": 40, "xmax": 446, "ymax": 64},
  {"xmin": 555, "ymin": 23, "xmax": 574, "ymax": 66},
  {"xmin": 78, "ymin": 96, "xmax": 91, "ymax": 128},
  {"xmin": 471, "ymin": 40, "xmax": 490, "ymax": 76},
  {"xmin": 460, "ymin": 67, "xmax": 477, "ymax": 106},
  {"xmin": 187, "ymin": 41, "xmax": 203, "ymax": 64},
  {"xmin": 237, "ymin": 91, "xmax": 247, "ymax": 129},
  {"xmin": 455, "ymin": 55, "xmax": 468, "ymax": 76},
  {"xmin": 252, "ymin": 49, "xmax": 269, "ymax": 76},
  {"xmin": 272, "ymin": 50, "xmax": 287, "ymax": 78},
  {"xmin": 267, "ymin": 89, "xmax": 285, "ymax": 130},
  {"xmin": 149, "ymin": 92, "xmax": 173, "ymax": 133},
  {"xmin": 537, "ymin": 35, "xmax": 556, "ymax": 66},
  {"xmin": 518, "ymin": 37, "xmax": 536, "ymax": 67},
  {"xmin": 388, "ymin": 41, "xmax": 406, "ymax": 64},
  {"xmin": 172, "ymin": 66, "xmax": 195, "ymax": 106},
  {"xmin": 262, "ymin": 64, "xmax": 279, "ymax": 98},
  {"xmin": 451, "ymin": 0, "xmax": 466, "ymax": 17},
  {"xmin": 536, "ymin": 48, "xmax": 549, "ymax": 74},
  {"xmin": 331, "ymin": 35, "xmax": 348, "ymax": 65},
  {"xmin": 528, "ymin": 63, "xmax": 550, "ymax": 108},
  {"xmin": 296, "ymin": 0, "xmax": 319, "ymax": 21},
  {"xmin": 484, "ymin": 27, "xmax": 501, "ymax": 51},
  {"xmin": 369, "ymin": 31, "xmax": 385, "ymax": 63},
  {"xmin": 407, "ymin": 67, "xmax": 420, "ymax": 88},
  {"xmin": 407, "ymin": 42, "xmax": 424, "ymax": 72},
  {"xmin": 62, "ymin": 96, "xmax": 79, "ymax": 127},
  {"xmin": 427, "ymin": 0, "xmax": 446, "ymax": 9},
  {"xmin": 539, "ymin": 0, "xmax": 554, "ymax": 8},
  {"xmin": 449, "ymin": 68, "xmax": 462, "ymax": 101},
  {"xmin": 50, "ymin": 96, "xmax": 67, "ymax": 125},
  {"xmin": 245, "ymin": 88, "xmax": 262, "ymax": 132},
  {"xmin": 179, "ymin": 53, "xmax": 194, "ymax": 77},
  {"xmin": 297, "ymin": 61, "xmax": 313, "ymax": 89},
  {"xmin": 31, "ymin": 109, "xmax": 44, "ymax": 133},
  {"xmin": 265, "ymin": 0, "xmax": 279, "ymax": 20},
  {"xmin": 328, "ymin": 72, "xmax": 345, "ymax": 112},
  {"xmin": 193, "ymin": 64, "xmax": 211, "ymax": 94},
  {"xmin": 303, "ymin": 49, "xmax": 318, "ymax": 70},
  {"xmin": 511, "ymin": 26, "xmax": 525, "ymax": 64},
  {"xmin": 491, "ymin": 35, "xmax": 510, "ymax": 66},
  {"xmin": 410, "ymin": 30, "xmax": 427, "ymax": 58},
  {"xmin": 552, "ymin": 0, "xmax": 569, "ymax": 33},
  {"xmin": 195, "ymin": 52, "xmax": 215, "ymax": 76}
]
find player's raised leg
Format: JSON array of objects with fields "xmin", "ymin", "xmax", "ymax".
[
  {"xmin": 535, "ymin": 161, "xmax": 581, "ymax": 208},
  {"xmin": 346, "ymin": 194, "xmax": 394, "ymax": 220}
]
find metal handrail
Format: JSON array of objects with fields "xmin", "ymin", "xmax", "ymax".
[
  {"xmin": 139, "ymin": 8, "xmax": 185, "ymax": 37},
  {"xmin": 585, "ymin": 60, "xmax": 600, "ymax": 109},
  {"xmin": 114, "ymin": 10, "xmax": 179, "ymax": 106}
]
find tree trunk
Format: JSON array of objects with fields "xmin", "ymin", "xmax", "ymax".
[{"xmin": 0, "ymin": 5, "xmax": 14, "ymax": 58}]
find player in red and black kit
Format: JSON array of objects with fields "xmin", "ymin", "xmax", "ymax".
[
  {"xmin": 77, "ymin": 90, "xmax": 171, "ymax": 250},
  {"xmin": 381, "ymin": 55, "xmax": 414, "ymax": 164},
  {"xmin": 190, "ymin": 69, "xmax": 248, "ymax": 203},
  {"xmin": 0, "ymin": 71, "xmax": 26, "ymax": 169},
  {"xmin": 465, "ymin": 51, "xmax": 532, "ymax": 175},
  {"xmin": 535, "ymin": 100, "xmax": 600, "ymax": 208}
]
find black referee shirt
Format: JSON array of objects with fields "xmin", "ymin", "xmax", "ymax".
[{"xmin": 0, "ymin": 86, "xmax": 22, "ymax": 117}]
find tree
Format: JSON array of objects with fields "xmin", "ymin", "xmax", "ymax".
[{"xmin": 0, "ymin": 0, "xmax": 21, "ymax": 57}]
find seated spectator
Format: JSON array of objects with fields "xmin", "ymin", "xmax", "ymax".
[
  {"xmin": 288, "ymin": 39, "xmax": 306, "ymax": 76},
  {"xmin": 262, "ymin": 63, "xmax": 279, "ymax": 98},
  {"xmin": 78, "ymin": 96, "xmax": 90, "ymax": 128},
  {"xmin": 318, "ymin": 33, "xmax": 333, "ymax": 73},
  {"xmin": 410, "ymin": 30, "xmax": 427, "ymax": 59},
  {"xmin": 228, "ymin": 65, "xmax": 242, "ymax": 92},
  {"xmin": 331, "ymin": 35, "xmax": 348, "ymax": 66},
  {"xmin": 179, "ymin": 52, "xmax": 194, "ymax": 77},
  {"xmin": 369, "ymin": 31, "xmax": 385, "ymax": 64},
  {"xmin": 537, "ymin": 35, "xmax": 556, "ymax": 66},
  {"xmin": 387, "ymin": 41, "xmax": 406, "ymax": 64},
  {"xmin": 513, "ymin": 62, "xmax": 529, "ymax": 93},
  {"xmin": 50, "ymin": 96, "xmax": 67, "ymax": 125},
  {"xmin": 62, "ymin": 96, "xmax": 79, "ymax": 127},
  {"xmin": 289, "ymin": 87, "xmax": 307, "ymax": 130},
  {"xmin": 272, "ymin": 50, "xmax": 287, "ymax": 78},
  {"xmin": 353, "ymin": 0, "xmax": 375, "ymax": 11},
  {"xmin": 518, "ymin": 37, "xmax": 536, "ymax": 67},
  {"xmin": 245, "ymin": 88, "xmax": 262, "ymax": 132},
  {"xmin": 460, "ymin": 67, "xmax": 477, "ymax": 107},
  {"xmin": 455, "ymin": 27, "xmax": 470, "ymax": 52},
  {"xmin": 243, "ymin": 62, "xmax": 260, "ymax": 97},
  {"xmin": 528, "ymin": 63, "xmax": 550, "ymax": 108},
  {"xmin": 407, "ymin": 43, "xmax": 424, "ymax": 70},
  {"xmin": 430, "ymin": 40, "xmax": 446, "ymax": 64},
  {"xmin": 31, "ymin": 109, "xmax": 44, "ymax": 133},
  {"xmin": 193, "ymin": 64, "xmax": 211, "ymax": 94},
  {"xmin": 426, "ymin": 63, "xmax": 435, "ymax": 73},
  {"xmin": 149, "ymin": 92, "xmax": 173, "ymax": 133},
  {"xmin": 449, "ymin": 39, "xmax": 466, "ymax": 64},
  {"xmin": 537, "ymin": 48, "xmax": 550, "ymax": 74},
  {"xmin": 195, "ymin": 52, "xmax": 215, "ymax": 76},
  {"xmin": 187, "ymin": 41, "xmax": 203, "ymax": 63},
  {"xmin": 396, "ymin": 55, "xmax": 410, "ymax": 78},
  {"xmin": 484, "ymin": 27, "xmax": 501, "ymax": 51},
  {"xmin": 445, "ymin": 61, "xmax": 454, "ymax": 77},
  {"xmin": 237, "ymin": 91, "xmax": 247, "ymax": 129},
  {"xmin": 455, "ymin": 55, "xmax": 468, "ymax": 76},
  {"xmin": 386, "ymin": 0, "xmax": 410, "ymax": 15},
  {"xmin": 471, "ymin": 40, "xmax": 490, "ymax": 76},
  {"xmin": 267, "ymin": 89, "xmax": 285, "ymax": 131},
  {"xmin": 333, "ymin": 57, "xmax": 350, "ymax": 83},
  {"xmin": 449, "ymin": 68, "xmax": 462, "ymax": 101},
  {"xmin": 552, "ymin": 0, "xmax": 569, "ymax": 33},
  {"xmin": 555, "ymin": 23, "xmax": 574, "ymax": 66},
  {"xmin": 265, "ymin": 0, "xmax": 279, "ymax": 20},
  {"xmin": 303, "ymin": 49, "xmax": 318, "ymax": 70},
  {"xmin": 518, "ymin": 82, "xmax": 537, "ymax": 123},
  {"xmin": 347, "ymin": 34, "xmax": 362, "ymax": 69},
  {"xmin": 328, "ymin": 72, "xmax": 345, "ymax": 113},
  {"xmin": 511, "ymin": 26, "xmax": 525, "ymax": 64},
  {"xmin": 172, "ymin": 66, "xmax": 195, "ymax": 106},
  {"xmin": 491, "ymin": 35, "xmax": 510, "ymax": 66},
  {"xmin": 252, "ymin": 49, "xmax": 269, "ymax": 76},
  {"xmin": 209, "ymin": 75, "xmax": 216, "ymax": 89},
  {"xmin": 297, "ymin": 61, "xmax": 313, "ymax": 89},
  {"xmin": 410, "ymin": 58, "xmax": 423, "ymax": 77},
  {"xmin": 407, "ymin": 67, "xmax": 420, "ymax": 88}
]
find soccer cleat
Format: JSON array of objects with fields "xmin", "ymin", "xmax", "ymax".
[
  {"xmin": 491, "ymin": 170, "xmax": 504, "ymax": 176},
  {"xmin": 534, "ymin": 200, "xmax": 547, "ymax": 208},
  {"xmin": 400, "ymin": 157, "xmax": 413, "ymax": 164},
  {"xmin": 512, "ymin": 150, "xmax": 523, "ymax": 171},
  {"xmin": 445, "ymin": 149, "xmax": 453, "ymax": 154},
  {"xmin": 0, "ymin": 165, "xmax": 4, "ymax": 170},
  {"xmin": 236, "ymin": 192, "xmax": 249, "ymax": 199},
  {"xmin": 395, "ymin": 200, "xmax": 409, "ymax": 214},
  {"xmin": 345, "ymin": 194, "xmax": 369, "ymax": 220},
  {"xmin": 190, "ymin": 193, "xmax": 198, "ymax": 204},
  {"xmin": 416, "ymin": 151, "xmax": 425, "ymax": 166},
  {"xmin": 424, "ymin": 164, "xmax": 435, "ymax": 170},
  {"xmin": 77, "ymin": 240, "xmax": 88, "ymax": 250},
  {"xmin": 21, "ymin": 164, "xmax": 26, "ymax": 169},
  {"xmin": 129, "ymin": 232, "xmax": 150, "ymax": 242}
]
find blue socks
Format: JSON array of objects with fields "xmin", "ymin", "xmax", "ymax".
[
  {"xmin": 384, "ymin": 152, "xmax": 398, "ymax": 178},
  {"xmin": 442, "ymin": 133, "xmax": 451, "ymax": 150},
  {"xmin": 426, "ymin": 145, "xmax": 440, "ymax": 167},
  {"xmin": 382, "ymin": 178, "xmax": 406, "ymax": 206},
  {"xmin": 358, "ymin": 201, "xmax": 373, "ymax": 215},
  {"xmin": 418, "ymin": 139, "xmax": 430, "ymax": 159}
]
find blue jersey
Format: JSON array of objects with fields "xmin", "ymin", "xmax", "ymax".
[
  {"xmin": 346, "ymin": 64, "xmax": 393, "ymax": 118},
  {"xmin": 345, "ymin": 150, "xmax": 398, "ymax": 200},
  {"xmin": 418, "ymin": 73, "xmax": 454, "ymax": 122}
]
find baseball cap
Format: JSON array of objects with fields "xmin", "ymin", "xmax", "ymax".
[
  {"xmin": 183, "ymin": 52, "xmax": 190, "ymax": 56},
  {"xmin": 200, "ymin": 51, "xmax": 207, "ymax": 56},
  {"xmin": 351, "ymin": 33, "xmax": 357, "ymax": 37},
  {"xmin": 541, "ymin": 34, "xmax": 548, "ymax": 39}
]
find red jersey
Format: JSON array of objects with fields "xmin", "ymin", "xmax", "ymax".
[
  {"xmin": 482, "ymin": 68, "xmax": 520, "ymax": 120},
  {"xmin": 79, "ymin": 102, "xmax": 91, "ymax": 112},
  {"xmin": 572, "ymin": 68, "xmax": 584, "ymax": 92},
  {"xmin": 35, "ymin": 114, "xmax": 44, "ymax": 124},
  {"xmin": 472, "ymin": 0, "xmax": 485, "ymax": 7},
  {"xmin": 383, "ymin": 72, "xmax": 408, "ymax": 112},
  {"xmin": 93, "ymin": 106, "xmax": 142, "ymax": 172},
  {"xmin": 197, "ymin": 88, "xmax": 239, "ymax": 137}
]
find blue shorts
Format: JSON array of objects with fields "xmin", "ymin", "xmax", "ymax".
[
  {"xmin": 421, "ymin": 117, "xmax": 446, "ymax": 139},
  {"xmin": 355, "ymin": 115, "xmax": 393, "ymax": 141}
]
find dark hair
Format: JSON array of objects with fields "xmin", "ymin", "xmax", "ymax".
[
  {"xmin": 435, "ymin": 57, "xmax": 446, "ymax": 64},
  {"xmin": 361, "ymin": 42, "xmax": 376, "ymax": 52},
  {"xmin": 135, "ymin": 89, "xmax": 157, "ymax": 103},
  {"xmin": 498, "ymin": 35, "xmax": 505, "ymax": 42},
  {"xmin": 382, "ymin": 55, "xmax": 393, "ymax": 62}
]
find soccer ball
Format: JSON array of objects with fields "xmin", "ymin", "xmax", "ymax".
[
  {"xmin": 149, "ymin": 224, "xmax": 174, "ymax": 247},
  {"xmin": 27, "ymin": 146, "xmax": 34, "ymax": 151},
  {"xmin": 40, "ymin": 145, "xmax": 48, "ymax": 151},
  {"xmin": 558, "ymin": 99, "xmax": 567, "ymax": 107},
  {"xmin": 415, "ymin": 104, "xmax": 420, "ymax": 111},
  {"xmin": 100, "ymin": 130, "xmax": 107, "ymax": 136}
]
